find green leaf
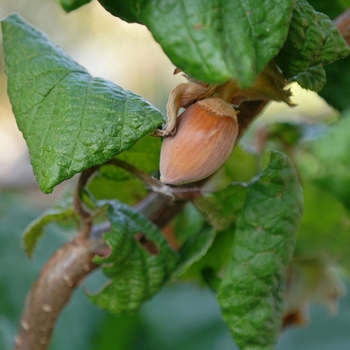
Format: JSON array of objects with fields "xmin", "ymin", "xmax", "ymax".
[
  {"xmin": 309, "ymin": 111, "xmax": 350, "ymax": 210},
  {"xmin": 276, "ymin": 0, "xmax": 350, "ymax": 92},
  {"xmin": 98, "ymin": 136, "xmax": 161, "ymax": 182},
  {"xmin": 58, "ymin": 0, "xmax": 92, "ymax": 12},
  {"xmin": 289, "ymin": 65, "xmax": 327, "ymax": 92},
  {"xmin": 292, "ymin": 181, "xmax": 350, "ymax": 269},
  {"xmin": 266, "ymin": 121, "xmax": 307, "ymax": 146},
  {"xmin": 178, "ymin": 179, "xmax": 248, "ymax": 284},
  {"xmin": 307, "ymin": 0, "xmax": 347, "ymax": 20},
  {"xmin": 172, "ymin": 202, "xmax": 206, "ymax": 245},
  {"xmin": 86, "ymin": 136, "xmax": 161, "ymax": 204},
  {"xmin": 194, "ymin": 183, "xmax": 247, "ymax": 231},
  {"xmin": 1, "ymin": 14, "xmax": 164, "ymax": 194},
  {"xmin": 217, "ymin": 151, "xmax": 303, "ymax": 349},
  {"xmin": 87, "ymin": 176, "xmax": 147, "ymax": 204},
  {"xmin": 97, "ymin": 0, "xmax": 142, "ymax": 24},
  {"xmin": 319, "ymin": 56, "xmax": 350, "ymax": 111},
  {"xmin": 116, "ymin": 136, "xmax": 161, "ymax": 174},
  {"xmin": 175, "ymin": 227, "xmax": 216, "ymax": 277},
  {"xmin": 221, "ymin": 144, "xmax": 261, "ymax": 187},
  {"xmin": 22, "ymin": 196, "xmax": 78, "ymax": 259},
  {"xmin": 180, "ymin": 227, "xmax": 236, "ymax": 286},
  {"xmin": 305, "ymin": 1, "xmax": 350, "ymax": 110},
  {"xmin": 89, "ymin": 200, "xmax": 178, "ymax": 315},
  {"xmin": 98, "ymin": 0, "xmax": 294, "ymax": 87}
]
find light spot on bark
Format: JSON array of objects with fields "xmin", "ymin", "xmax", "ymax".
[
  {"xmin": 21, "ymin": 320, "xmax": 30, "ymax": 331},
  {"xmin": 63, "ymin": 273, "xmax": 74, "ymax": 287},
  {"xmin": 43, "ymin": 304, "xmax": 52, "ymax": 312}
]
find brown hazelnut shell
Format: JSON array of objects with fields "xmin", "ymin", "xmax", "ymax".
[{"xmin": 160, "ymin": 98, "xmax": 238, "ymax": 185}]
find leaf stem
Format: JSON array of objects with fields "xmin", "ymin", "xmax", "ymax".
[
  {"xmin": 106, "ymin": 158, "xmax": 202, "ymax": 200},
  {"xmin": 74, "ymin": 166, "xmax": 98, "ymax": 241}
]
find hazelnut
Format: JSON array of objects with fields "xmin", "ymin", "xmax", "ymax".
[{"xmin": 159, "ymin": 98, "xmax": 238, "ymax": 185}]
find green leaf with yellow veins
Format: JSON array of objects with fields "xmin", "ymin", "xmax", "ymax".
[
  {"xmin": 276, "ymin": 0, "xmax": 350, "ymax": 92},
  {"xmin": 1, "ymin": 14, "xmax": 163, "ymax": 194},
  {"xmin": 217, "ymin": 151, "xmax": 303, "ymax": 350},
  {"xmin": 88, "ymin": 200, "xmax": 178, "ymax": 315},
  {"xmin": 98, "ymin": 0, "xmax": 294, "ymax": 87}
]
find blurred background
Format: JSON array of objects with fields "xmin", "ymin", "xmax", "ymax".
[{"xmin": 1, "ymin": 0, "xmax": 350, "ymax": 349}]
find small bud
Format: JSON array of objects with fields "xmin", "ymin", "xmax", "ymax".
[{"xmin": 160, "ymin": 98, "xmax": 238, "ymax": 185}]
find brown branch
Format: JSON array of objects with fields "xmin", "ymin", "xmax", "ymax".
[
  {"xmin": 14, "ymin": 237, "xmax": 97, "ymax": 350},
  {"xmin": 334, "ymin": 8, "xmax": 350, "ymax": 45},
  {"xmin": 14, "ymin": 189, "xmax": 187, "ymax": 350},
  {"xmin": 237, "ymin": 99, "xmax": 269, "ymax": 138}
]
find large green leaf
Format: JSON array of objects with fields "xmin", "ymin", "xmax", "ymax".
[
  {"xmin": 217, "ymin": 151, "xmax": 303, "ymax": 349},
  {"xmin": 98, "ymin": 0, "xmax": 294, "ymax": 88},
  {"xmin": 275, "ymin": 0, "xmax": 350, "ymax": 92},
  {"xmin": 1, "ymin": 14, "xmax": 164, "ymax": 194},
  {"xmin": 89, "ymin": 200, "xmax": 178, "ymax": 314}
]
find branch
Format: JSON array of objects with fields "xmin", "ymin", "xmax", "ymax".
[
  {"xmin": 236, "ymin": 99, "xmax": 269, "ymax": 138},
  {"xmin": 14, "ymin": 190, "xmax": 186, "ymax": 350},
  {"xmin": 14, "ymin": 238, "xmax": 97, "ymax": 350},
  {"xmin": 335, "ymin": 8, "xmax": 350, "ymax": 45}
]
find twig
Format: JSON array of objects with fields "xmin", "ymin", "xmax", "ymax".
[
  {"xmin": 335, "ymin": 8, "xmax": 350, "ymax": 45},
  {"xmin": 107, "ymin": 158, "xmax": 202, "ymax": 200},
  {"xmin": 74, "ymin": 167, "xmax": 98, "ymax": 241}
]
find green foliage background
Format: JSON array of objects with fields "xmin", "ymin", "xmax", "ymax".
[{"xmin": 1, "ymin": 192, "xmax": 350, "ymax": 350}]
